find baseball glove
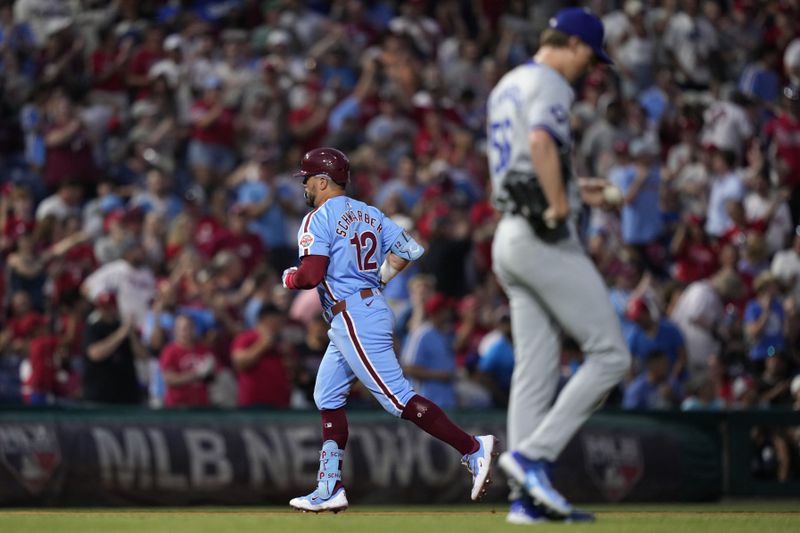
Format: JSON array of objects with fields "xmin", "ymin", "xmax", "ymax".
[{"xmin": 504, "ymin": 171, "xmax": 569, "ymax": 243}]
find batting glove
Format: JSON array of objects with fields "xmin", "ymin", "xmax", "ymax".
[{"xmin": 282, "ymin": 266, "xmax": 298, "ymax": 289}]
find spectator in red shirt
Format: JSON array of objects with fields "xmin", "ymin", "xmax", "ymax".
[
  {"xmin": 0, "ymin": 291, "xmax": 43, "ymax": 357},
  {"xmin": 43, "ymin": 94, "xmax": 98, "ymax": 191},
  {"xmin": 37, "ymin": 20, "xmax": 85, "ymax": 94},
  {"xmin": 470, "ymin": 194, "xmax": 498, "ymax": 277},
  {"xmin": 20, "ymin": 315, "xmax": 61, "ymax": 405},
  {"xmin": 288, "ymin": 84, "xmax": 331, "ymax": 154},
  {"xmin": 231, "ymin": 303, "xmax": 291, "ymax": 408},
  {"xmin": 90, "ymin": 26, "xmax": 133, "ymax": 109},
  {"xmin": 213, "ymin": 204, "xmax": 264, "ymax": 276},
  {"xmin": 0, "ymin": 184, "xmax": 34, "ymax": 253},
  {"xmin": 188, "ymin": 77, "xmax": 237, "ymax": 189},
  {"xmin": 764, "ymin": 85, "xmax": 800, "ymax": 224},
  {"xmin": 670, "ymin": 214, "xmax": 718, "ymax": 283},
  {"xmin": 49, "ymin": 214, "xmax": 95, "ymax": 305},
  {"xmin": 414, "ymin": 109, "xmax": 453, "ymax": 160},
  {"xmin": 127, "ymin": 26, "xmax": 165, "ymax": 100},
  {"xmin": 175, "ymin": 186, "xmax": 228, "ymax": 260},
  {"xmin": 160, "ymin": 315, "xmax": 216, "ymax": 407},
  {"xmin": 453, "ymin": 294, "xmax": 490, "ymax": 368},
  {"xmin": 720, "ymin": 200, "xmax": 768, "ymax": 253},
  {"xmin": 54, "ymin": 292, "xmax": 84, "ymax": 364}
]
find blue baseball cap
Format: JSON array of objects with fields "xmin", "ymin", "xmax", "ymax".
[{"xmin": 549, "ymin": 7, "xmax": 613, "ymax": 65}]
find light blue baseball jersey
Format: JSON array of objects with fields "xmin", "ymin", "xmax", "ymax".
[
  {"xmin": 299, "ymin": 195, "xmax": 416, "ymax": 417},
  {"xmin": 297, "ymin": 196, "xmax": 405, "ymax": 310}
]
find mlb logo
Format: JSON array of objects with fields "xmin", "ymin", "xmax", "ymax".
[
  {"xmin": 0, "ymin": 424, "xmax": 61, "ymax": 495},
  {"xmin": 581, "ymin": 431, "xmax": 643, "ymax": 502}
]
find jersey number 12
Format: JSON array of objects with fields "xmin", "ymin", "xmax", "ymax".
[{"xmin": 350, "ymin": 231, "xmax": 378, "ymax": 271}]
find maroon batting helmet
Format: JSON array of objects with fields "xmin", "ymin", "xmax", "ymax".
[{"xmin": 294, "ymin": 147, "xmax": 350, "ymax": 186}]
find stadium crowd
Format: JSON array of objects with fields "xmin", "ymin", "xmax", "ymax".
[{"xmin": 1, "ymin": 0, "xmax": 800, "ymax": 472}]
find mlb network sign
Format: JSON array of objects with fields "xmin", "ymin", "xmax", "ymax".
[
  {"xmin": 88, "ymin": 424, "xmax": 460, "ymax": 493},
  {"xmin": 0, "ymin": 414, "xmax": 719, "ymax": 505},
  {"xmin": 0, "ymin": 419, "xmax": 499, "ymax": 505}
]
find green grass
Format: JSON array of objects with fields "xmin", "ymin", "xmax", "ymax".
[{"xmin": 1, "ymin": 502, "xmax": 799, "ymax": 533}]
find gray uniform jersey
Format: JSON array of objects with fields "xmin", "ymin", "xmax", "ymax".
[{"xmin": 487, "ymin": 61, "xmax": 575, "ymax": 213}]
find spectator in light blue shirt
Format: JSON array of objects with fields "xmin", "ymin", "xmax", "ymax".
[
  {"xmin": 130, "ymin": 167, "xmax": 183, "ymax": 223},
  {"xmin": 0, "ymin": 8, "xmax": 35, "ymax": 77},
  {"xmin": 20, "ymin": 88, "xmax": 47, "ymax": 171},
  {"xmin": 230, "ymin": 153, "xmax": 299, "ymax": 271},
  {"xmin": 401, "ymin": 293, "xmax": 457, "ymax": 408},
  {"xmin": 608, "ymin": 259, "xmax": 646, "ymax": 342},
  {"xmin": 235, "ymin": 175, "xmax": 293, "ymax": 248},
  {"xmin": 328, "ymin": 94, "xmax": 362, "ymax": 133},
  {"xmin": 476, "ymin": 309, "xmax": 514, "ymax": 407},
  {"xmin": 623, "ymin": 350, "xmax": 678, "ymax": 410},
  {"xmin": 739, "ymin": 46, "xmax": 780, "ymax": 105},
  {"xmin": 639, "ymin": 68, "xmax": 675, "ymax": 127},
  {"xmin": 705, "ymin": 149, "xmax": 745, "ymax": 238},
  {"xmin": 610, "ymin": 138, "xmax": 664, "ymax": 247},
  {"xmin": 321, "ymin": 48, "xmax": 357, "ymax": 93},
  {"xmin": 142, "ymin": 283, "xmax": 219, "ymax": 354},
  {"xmin": 625, "ymin": 297, "xmax": 687, "ymax": 382},
  {"xmin": 394, "ymin": 273, "xmax": 435, "ymax": 348},
  {"xmin": 681, "ymin": 375, "xmax": 725, "ymax": 411},
  {"xmin": 375, "ymin": 156, "xmax": 422, "ymax": 213},
  {"xmin": 744, "ymin": 272, "xmax": 787, "ymax": 367}
]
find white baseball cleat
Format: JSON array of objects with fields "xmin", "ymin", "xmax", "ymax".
[
  {"xmin": 289, "ymin": 485, "xmax": 349, "ymax": 513},
  {"xmin": 462, "ymin": 435, "xmax": 500, "ymax": 501}
]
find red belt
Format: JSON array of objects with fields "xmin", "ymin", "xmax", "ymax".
[{"xmin": 330, "ymin": 288, "xmax": 375, "ymax": 317}]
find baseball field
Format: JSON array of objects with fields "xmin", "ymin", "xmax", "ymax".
[{"xmin": 1, "ymin": 501, "xmax": 798, "ymax": 533}]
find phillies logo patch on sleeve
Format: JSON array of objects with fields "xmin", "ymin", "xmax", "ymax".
[{"xmin": 299, "ymin": 233, "xmax": 315, "ymax": 248}]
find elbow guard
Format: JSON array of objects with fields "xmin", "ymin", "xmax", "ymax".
[{"xmin": 391, "ymin": 231, "xmax": 424, "ymax": 261}]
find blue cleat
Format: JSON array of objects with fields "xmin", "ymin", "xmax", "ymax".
[
  {"xmin": 506, "ymin": 496, "xmax": 596, "ymax": 525},
  {"xmin": 498, "ymin": 451, "xmax": 573, "ymax": 516},
  {"xmin": 506, "ymin": 497, "xmax": 547, "ymax": 525},
  {"xmin": 563, "ymin": 508, "xmax": 596, "ymax": 523},
  {"xmin": 289, "ymin": 484, "xmax": 348, "ymax": 513},
  {"xmin": 461, "ymin": 435, "xmax": 500, "ymax": 501}
]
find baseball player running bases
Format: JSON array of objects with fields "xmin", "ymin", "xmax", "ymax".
[
  {"xmin": 282, "ymin": 147, "xmax": 498, "ymax": 513},
  {"xmin": 487, "ymin": 8, "xmax": 632, "ymax": 524}
]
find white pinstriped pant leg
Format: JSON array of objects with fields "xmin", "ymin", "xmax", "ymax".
[{"xmin": 322, "ymin": 294, "xmax": 416, "ymax": 417}]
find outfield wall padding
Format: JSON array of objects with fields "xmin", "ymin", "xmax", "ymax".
[{"xmin": 0, "ymin": 408, "xmax": 727, "ymax": 506}]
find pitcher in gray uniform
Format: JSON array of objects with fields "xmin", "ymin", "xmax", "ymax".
[{"xmin": 488, "ymin": 8, "xmax": 631, "ymax": 524}]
